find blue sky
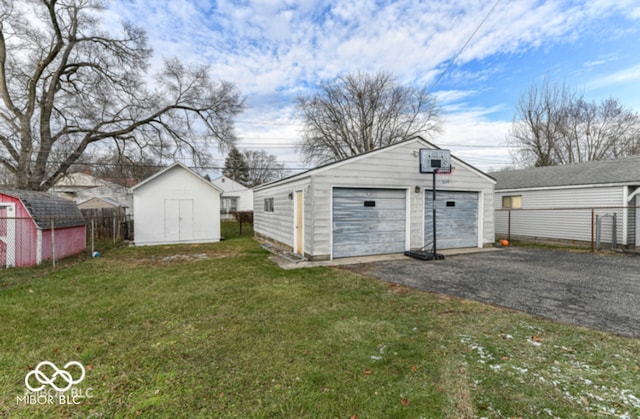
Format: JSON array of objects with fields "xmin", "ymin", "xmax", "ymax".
[{"xmin": 106, "ymin": 0, "xmax": 640, "ymax": 173}]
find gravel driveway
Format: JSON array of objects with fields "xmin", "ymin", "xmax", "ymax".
[{"xmin": 343, "ymin": 247, "xmax": 640, "ymax": 338}]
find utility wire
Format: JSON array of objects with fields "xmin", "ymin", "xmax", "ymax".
[{"xmin": 429, "ymin": 0, "xmax": 502, "ymax": 92}]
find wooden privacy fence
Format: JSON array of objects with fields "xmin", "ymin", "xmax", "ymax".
[{"xmin": 81, "ymin": 207, "xmax": 133, "ymax": 244}]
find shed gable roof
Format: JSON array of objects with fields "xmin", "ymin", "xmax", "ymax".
[
  {"xmin": 0, "ymin": 189, "xmax": 85, "ymax": 228},
  {"xmin": 493, "ymin": 156, "xmax": 640, "ymax": 190},
  {"xmin": 131, "ymin": 162, "xmax": 223, "ymax": 193}
]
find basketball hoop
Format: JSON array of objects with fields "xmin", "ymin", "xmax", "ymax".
[
  {"xmin": 435, "ymin": 167, "xmax": 453, "ymax": 175},
  {"xmin": 419, "ymin": 149, "xmax": 451, "ymax": 174},
  {"xmin": 408, "ymin": 148, "xmax": 453, "ymax": 261}
]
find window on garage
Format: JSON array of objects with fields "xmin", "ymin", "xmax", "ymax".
[
  {"xmin": 264, "ymin": 198, "xmax": 274, "ymax": 212},
  {"xmin": 502, "ymin": 195, "xmax": 522, "ymax": 209}
]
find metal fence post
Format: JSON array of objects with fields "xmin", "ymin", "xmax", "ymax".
[
  {"xmin": 91, "ymin": 218, "xmax": 95, "ymax": 255},
  {"xmin": 51, "ymin": 219, "xmax": 56, "ymax": 269},
  {"xmin": 595, "ymin": 214, "xmax": 601, "ymax": 251},
  {"xmin": 508, "ymin": 209, "xmax": 511, "ymax": 243},
  {"xmin": 612, "ymin": 213, "xmax": 617, "ymax": 249},
  {"xmin": 591, "ymin": 209, "xmax": 595, "ymax": 252}
]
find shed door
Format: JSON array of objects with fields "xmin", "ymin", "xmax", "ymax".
[
  {"xmin": 165, "ymin": 199, "xmax": 194, "ymax": 242},
  {"xmin": 0, "ymin": 203, "xmax": 16, "ymax": 268},
  {"xmin": 425, "ymin": 190, "xmax": 478, "ymax": 249},
  {"xmin": 332, "ymin": 188, "xmax": 406, "ymax": 258}
]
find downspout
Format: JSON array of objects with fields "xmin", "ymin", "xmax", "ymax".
[
  {"xmin": 622, "ymin": 187, "xmax": 628, "ymax": 246},
  {"xmin": 628, "ymin": 186, "xmax": 640, "ymax": 248}
]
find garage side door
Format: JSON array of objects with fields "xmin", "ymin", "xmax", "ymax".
[
  {"xmin": 333, "ymin": 188, "xmax": 406, "ymax": 258},
  {"xmin": 425, "ymin": 190, "xmax": 478, "ymax": 249}
]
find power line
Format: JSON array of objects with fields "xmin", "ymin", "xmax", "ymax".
[{"xmin": 429, "ymin": 0, "xmax": 502, "ymax": 92}]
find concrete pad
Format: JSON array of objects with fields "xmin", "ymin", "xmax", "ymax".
[{"xmin": 268, "ymin": 247, "xmax": 500, "ymax": 270}]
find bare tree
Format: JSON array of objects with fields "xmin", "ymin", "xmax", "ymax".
[
  {"xmin": 70, "ymin": 152, "xmax": 162, "ymax": 187},
  {"xmin": 296, "ymin": 71, "xmax": 442, "ymax": 165},
  {"xmin": 0, "ymin": 0, "xmax": 244, "ymax": 191},
  {"xmin": 242, "ymin": 149, "xmax": 287, "ymax": 187},
  {"xmin": 509, "ymin": 78, "xmax": 640, "ymax": 167}
]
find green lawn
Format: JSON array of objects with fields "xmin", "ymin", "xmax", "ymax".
[{"xmin": 1, "ymin": 223, "xmax": 639, "ymax": 418}]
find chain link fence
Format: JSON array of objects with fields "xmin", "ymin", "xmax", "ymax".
[
  {"xmin": 1, "ymin": 208, "xmax": 132, "ymax": 269},
  {"xmin": 496, "ymin": 206, "xmax": 640, "ymax": 251}
]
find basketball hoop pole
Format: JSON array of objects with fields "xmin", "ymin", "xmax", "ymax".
[
  {"xmin": 405, "ymin": 148, "xmax": 449, "ymax": 261},
  {"xmin": 429, "ymin": 170, "xmax": 445, "ymax": 260},
  {"xmin": 432, "ymin": 170, "xmax": 437, "ymax": 259}
]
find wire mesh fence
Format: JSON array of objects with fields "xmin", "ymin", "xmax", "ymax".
[
  {"xmin": 1, "ymin": 208, "xmax": 132, "ymax": 269},
  {"xmin": 496, "ymin": 206, "xmax": 640, "ymax": 251}
]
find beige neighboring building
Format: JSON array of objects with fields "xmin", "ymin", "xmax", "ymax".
[{"xmin": 49, "ymin": 172, "xmax": 132, "ymax": 215}]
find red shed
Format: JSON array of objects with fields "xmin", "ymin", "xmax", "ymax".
[{"xmin": 0, "ymin": 189, "xmax": 86, "ymax": 268}]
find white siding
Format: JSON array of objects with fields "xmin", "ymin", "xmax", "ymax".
[
  {"xmin": 253, "ymin": 178, "xmax": 311, "ymax": 251},
  {"xmin": 308, "ymin": 142, "xmax": 494, "ymax": 257},
  {"xmin": 254, "ymin": 139, "xmax": 495, "ymax": 259},
  {"xmin": 495, "ymin": 186, "xmax": 629, "ymax": 244},
  {"xmin": 211, "ymin": 176, "xmax": 254, "ymax": 215},
  {"xmin": 133, "ymin": 166, "xmax": 221, "ymax": 246}
]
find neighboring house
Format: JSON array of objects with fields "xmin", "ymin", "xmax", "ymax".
[
  {"xmin": 211, "ymin": 176, "xmax": 254, "ymax": 220},
  {"xmin": 131, "ymin": 162, "xmax": 223, "ymax": 246},
  {"xmin": 253, "ymin": 137, "xmax": 496, "ymax": 260},
  {"xmin": 77, "ymin": 196, "xmax": 124, "ymax": 211},
  {"xmin": 493, "ymin": 157, "xmax": 640, "ymax": 248},
  {"xmin": 49, "ymin": 171, "xmax": 132, "ymax": 215},
  {"xmin": 0, "ymin": 189, "xmax": 86, "ymax": 268}
]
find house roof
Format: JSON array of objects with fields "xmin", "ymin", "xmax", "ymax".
[
  {"xmin": 0, "ymin": 189, "xmax": 85, "ymax": 228},
  {"xmin": 50, "ymin": 172, "xmax": 110, "ymax": 192},
  {"xmin": 211, "ymin": 176, "xmax": 251, "ymax": 192},
  {"xmin": 493, "ymin": 156, "xmax": 640, "ymax": 191},
  {"xmin": 78, "ymin": 196, "xmax": 125, "ymax": 208},
  {"xmin": 130, "ymin": 162, "xmax": 223, "ymax": 193},
  {"xmin": 254, "ymin": 136, "xmax": 495, "ymax": 191}
]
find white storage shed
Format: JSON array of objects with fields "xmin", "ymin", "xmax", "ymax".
[{"xmin": 131, "ymin": 162, "xmax": 223, "ymax": 246}]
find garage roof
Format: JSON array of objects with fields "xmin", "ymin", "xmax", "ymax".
[
  {"xmin": 254, "ymin": 136, "xmax": 495, "ymax": 191},
  {"xmin": 493, "ymin": 156, "xmax": 640, "ymax": 190}
]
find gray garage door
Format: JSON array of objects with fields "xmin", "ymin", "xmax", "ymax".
[
  {"xmin": 333, "ymin": 188, "xmax": 406, "ymax": 258},
  {"xmin": 425, "ymin": 190, "xmax": 478, "ymax": 249}
]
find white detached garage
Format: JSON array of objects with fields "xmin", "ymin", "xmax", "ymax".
[
  {"xmin": 132, "ymin": 162, "xmax": 223, "ymax": 246},
  {"xmin": 254, "ymin": 137, "xmax": 496, "ymax": 260}
]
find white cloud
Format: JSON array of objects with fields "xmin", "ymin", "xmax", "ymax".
[
  {"xmin": 102, "ymin": 0, "xmax": 640, "ymax": 171},
  {"xmin": 588, "ymin": 64, "xmax": 640, "ymax": 89},
  {"xmin": 436, "ymin": 111, "xmax": 514, "ymax": 171}
]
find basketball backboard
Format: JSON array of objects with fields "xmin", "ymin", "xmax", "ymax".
[{"xmin": 419, "ymin": 149, "xmax": 451, "ymax": 173}]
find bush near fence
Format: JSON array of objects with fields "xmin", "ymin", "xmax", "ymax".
[{"xmin": 496, "ymin": 206, "xmax": 639, "ymax": 250}]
